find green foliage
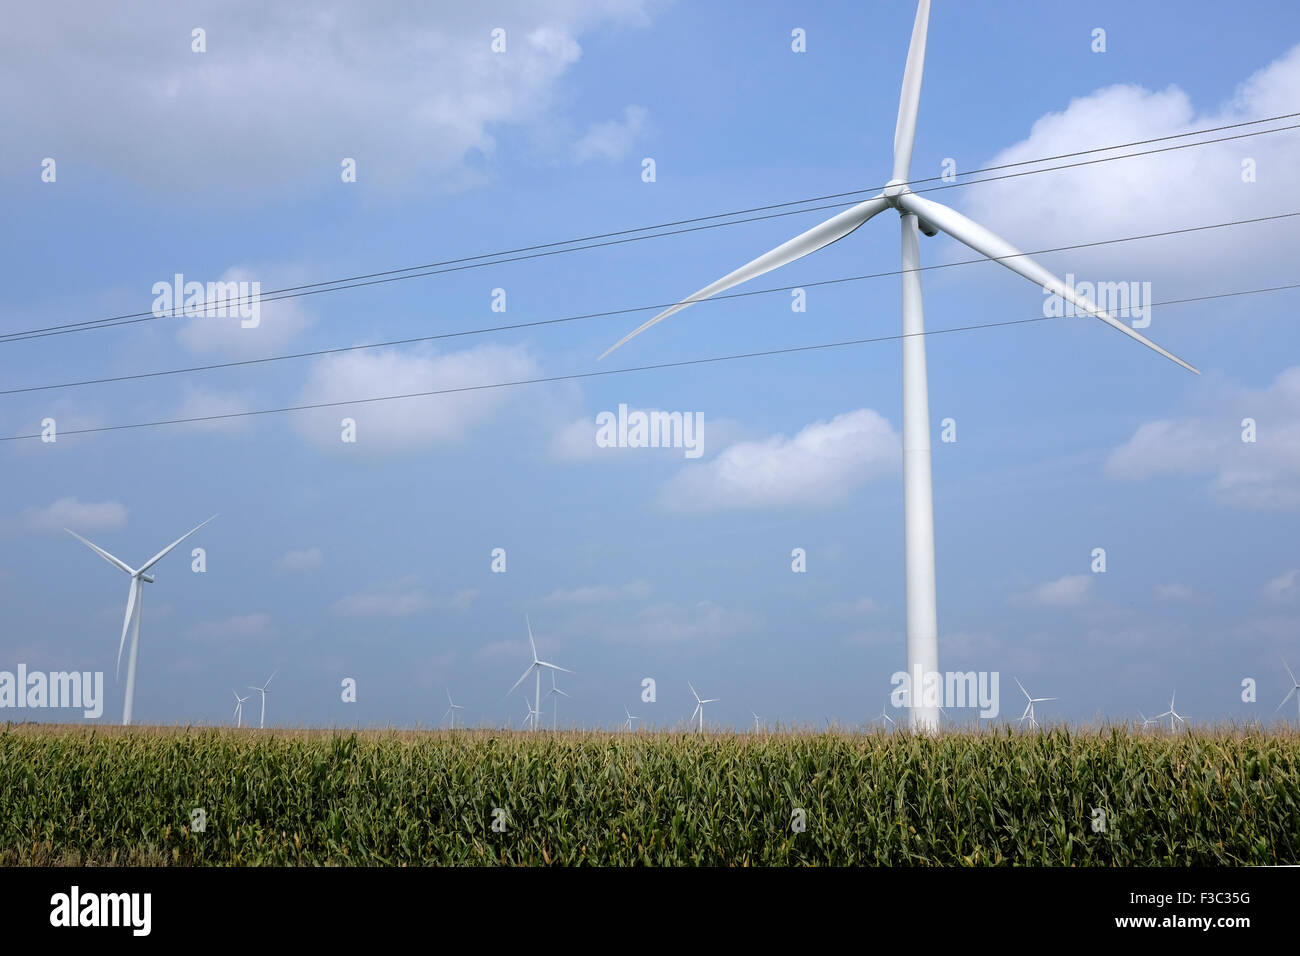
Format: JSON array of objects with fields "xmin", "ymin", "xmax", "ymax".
[{"xmin": 2, "ymin": 724, "xmax": 1297, "ymax": 865}]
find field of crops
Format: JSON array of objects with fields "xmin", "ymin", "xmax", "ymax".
[{"xmin": 2, "ymin": 723, "xmax": 1298, "ymax": 865}]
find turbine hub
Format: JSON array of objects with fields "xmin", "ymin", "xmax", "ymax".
[{"xmin": 882, "ymin": 179, "xmax": 910, "ymax": 203}]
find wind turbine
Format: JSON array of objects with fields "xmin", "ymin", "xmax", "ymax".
[
  {"xmin": 752, "ymin": 711, "xmax": 763, "ymax": 733},
  {"xmin": 506, "ymin": 615, "xmax": 571, "ymax": 731},
  {"xmin": 1154, "ymin": 691, "xmax": 1186, "ymax": 732},
  {"xmin": 598, "ymin": 0, "xmax": 1199, "ymax": 731},
  {"xmin": 1277, "ymin": 659, "xmax": 1300, "ymax": 724},
  {"xmin": 1014, "ymin": 678, "xmax": 1056, "ymax": 731},
  {"xmin": 622, "ymin": 706, "xmax": 639, "ymax": 731},
  {"xmin": 521, "ymin": 698, "xmax": 540, "ymax": 730},
  {"xmin": 67, "ymin": 515, "xmax": 217, "ymax": 725},
  {"xmin": 232, "ymin": 690, "xmax": 248, "ymax": 728},
  {"xmin": 871, "ymin": 700, "xmax": 896, "ymax": 730},
  {"xmin": 1137, "ymin": 710, "xmax": 1158, "ymax": 729},
  {"xmin": 688, "ymin": 682, "xmax": 717, "ymax": 733},
  {"xmin": 544, "ymin": 669, "xmax": 571, "ymax": 730},
  {"xmin": 248, "ymin": 671, "xmax": 276, "ymax": 730},
  {"xmin": 441, "ymin": 689, "xmax": 464, "ymax": 729}
]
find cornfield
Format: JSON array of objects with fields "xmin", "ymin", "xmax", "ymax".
[{"xmin": 3, "ymin": 723, "xmax": 1297, "ymax": 865}]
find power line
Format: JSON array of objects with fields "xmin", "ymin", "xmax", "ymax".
[
  {"xmin": 4, "ymin": 279, "xmax": 1294, "ymax": 443},
  {"xmin": 4, "ymin": 112, "xmax": 1298, "ymax": 345},
  {"xmin": 2, "ymin": 209, "xmax": 1294, "ymax": 397}
]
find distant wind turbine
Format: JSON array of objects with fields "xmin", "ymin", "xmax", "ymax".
[
  {"xmin": 248, "ymin": 671, "xmax": 276, "ymax": 730},
  {"xmin": 622, "ymin": 706, "xmax": 639, "ymax": 731},
  {"xmin": 1015, "ymin": 678, "xmax": 1056, "ymax": 731},
  {"xmin": 871, "ymin": 700, "xmax": 896, "ymax": 730},
  {"xmin": 441, "ymin": 689, "xmax": 464, "ymax": 729},
  {"xmin": 597, "ymin": 0, "xmax": 1199, "ymax": 732},
  {"xmin": 544, "ymin": 669, "xmax": 571, "ymax": 730},
  {"xmin": 232, "ymin": 690, "xmax": 248, "ymax": 728},
  {"xmin": 1277, "ymin": 659, "xmax": 1300, "ymax": 723},
  {"xmin": 688, "ymin": 682, "xmax": 717, "ymax": 733},
  {"xmin": 752, "ymin": 712, "xmax": 762, "ymax": 733},
  {"xmin": 521, "ymin": 698, "xmax": 540, "ymax": 730},
  {"xmin": 1154, "ymin": 691, "xmax": 1186, "ymax": 732},
  {"xmin": 67, "ymin": 515, "xmax": 217, "ymax": 725},
  {"xmin": 506, "ymin": 615, "xmax": 571, "ymax": 731}
]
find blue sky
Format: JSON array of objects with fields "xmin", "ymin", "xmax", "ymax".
[{"xmin": 3, "ymin": 0, "xmax": 1300, "ymax": 730}]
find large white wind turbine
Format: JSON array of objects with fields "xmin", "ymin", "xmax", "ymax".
[
  {"xmin": 1276, "ymin": 659, "xmax": 1300, "ymax": 724},
  {"xmin": 598, "ymin": 0, "xmax": 1199, "ymax": 731},
  {"xmin": 232, "ymin": 690, "xmax": 248, "ymax": 728},
  {"xmin": 506, "ymin": 615, "xmax": 571, "ymax": 731},
  {"xmin": 249, "ymin": 671, "xmax": 276, "ymax": 730},
  {"xmin": 622, "ymin": 705, "xmax": 640, "ymax": 731},
  {"xmin": 1154, "ymin": 691, "xmax": 1187, "ymax": 732},
  {"xmin": 1015, "ymin": 678, "xmax": 1056, "ymax": 731},
  {"xmin": 67, "ymin": 515, "xmax": 217, "ymax": 726},
  {"xmin": 441, "ymin": 689, "xmax": 465, "ymax": 729},
  {"xmin": 688, "ymin": 682, "xmax": 717, "ymax": 733}
]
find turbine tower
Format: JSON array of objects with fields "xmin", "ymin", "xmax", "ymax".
[
  {"xmin": 66, "ymin": 515, "xmax": 217, "ymax": 725},
  {"xmin": 598, "ymin": 0, "xmax": 1199, "ymax": 731},
  {"xmin": 507, "ymin": 615, "xmax": 571, "ymax": 731}
]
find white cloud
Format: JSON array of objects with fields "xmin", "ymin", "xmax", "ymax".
[
  {"xmin": 1012, "ymin": 574, "xmax": 1093, "ymax": 608},
  {"xmin": 188, "ymin": 613, "xmax": 276, "ymax": 641},
  {"xmin": 292, "ymin": 343, "xmax": 538, "ymax": 452},
  {"xmin": 543, "ymin": 581, "xmax": 651, "ymax": 604},
  {"xmin": 1264, "ymin": 569, "xmax": 1300, "ymax": 603},
  {"xmin": 660, "ymin": 409, "xmax": 899, "ymax": 511},
  {"xmin": 1155, "ymin": 583, "xmax": 1194, "ymax": 601},
  {"xmin": 963, "ymin": 44, "xmax": 1300, "ymax": 289},
  {"xmin": 1106, "ymin": 366, "xmax": 1300, "ymax": 509},
  {"xmin": 276, "ymin": 548, "xmax": 324, "ymax": 572},
  {"xmin": 573, "ymin": 104, "xmax": 649, "ymax": 162},
  {"xmin": 0, "ymin": 1, "xmax": 657, "ymax": 198},
  {"xmin": 23, "ymin": 497, "xmax": 127, "ymax": 534},
  {"xmin": 175, "ymin": 266, "xmax": 315, "ymax": 358},
  {"xmin": 332, "ymin": 580, "xmax": 478, "ymax": 618}
]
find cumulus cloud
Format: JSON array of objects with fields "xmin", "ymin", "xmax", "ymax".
[
  {"xmin": 187, "ymin": 613, "xmax": 276, "ymax": 641},
  {"xmin": 332, "ymin": 579, "xmax": 477, "ymax": 618},
  {"xmin": 573, "ymin": 104, "xmax": 649, "ymax": 162},
  {"xmin": 962, "ymin": 44, "xmax": 1300, "ymax": 293},
  {"xmin": 23, "ymin": 497, "xmax": 127, "ymax": 534},
  {"xmin": 1011, "ymin": 574, "xmax": 1093, "ymax": 608},
  {"xmin": 1264, "ymin": 569, "xmax": 1300, "ymax": 603},
  {"xmin": 1106, "ymin": 366, "xmax": 1300, "ymax": 509},
  {"xmin": 276, "ymin": 548, "xmax": 324, "ymax": 572},
  {"xmin": 543, "ymin": 581, "xmax": 651, "ymax": 604},
  {"xmin": 659, "ymin": 409, "xmax": 899, "ymax": 511},
  {"xmin": 175, "ymin": 266, "xmax": 315, "ymax": 358},
  {"xmin": 292, "ymin": 343, "xmax": 538, "ymax": 452},
  {"xmin": 0, "ymin": 0, "xmax": 657, "ymax": 198}
]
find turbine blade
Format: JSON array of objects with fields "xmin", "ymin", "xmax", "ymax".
[
  {"xmin": 895, "ymin": 192, "xmax": 1199, "ymax": 373},
  {"xmin": 116, "ymin": 577, "xmax": 141, "ymax": 679},
  {"xmin": 526, "ymin": 614, "xmax": 538, "ymax": 662},
  {"xmin": 66, "ymin": 529, "xmax": 136, "ymax": 576},
  {"xmin": 599, "ymin": 195, "xmax": 891, "ymax": 360},
  {"xmin": 137, "ymin": 515, "xmax": 218, "ymax": 574},
  {"xmin": 537, "ymin": 661, "xmax": 573, "ymax": 674},
  {"xmin": 507, "ymin": 665, "xmax": 534, "ymax": 697},
  {"xmin": 1284, "ymin": 658, "xmax": 1298, "ymax": 687},
  {"xmin": 691, "ymin": 704, "xmax": 701, "ymax": 722},
  {"xmin": 1277, "ymin": 686, "xmax": 1297, "ymax": 712},
  {"xmin": 892, "ymin": 0, "xmax": 931, "ymax": 182},
  {"xmin": 1015, "ymin": 677, "xmax": 1030, "ymax": 701}
]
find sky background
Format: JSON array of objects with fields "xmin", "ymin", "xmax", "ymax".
[{"xmin": 3, "ymin": 0, "xmax": 1300, "ymax": 730}]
